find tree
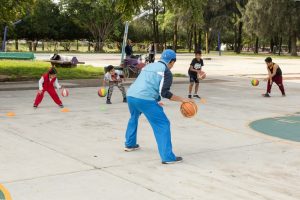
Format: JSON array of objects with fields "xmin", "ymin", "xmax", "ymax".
[
  {"xmin": 128, "ymin": 17, "xmax": 152, "ymax": 42},
  {"xmin": 233, "ymin": 0, "xmax": 248, "ymax": 54},
  {"xmin": 61, "ymin": 0, "xmax": 122, "ymax": 52},
  {"xmin": 203, "ymin": 0, "xmax": 230, "ymax": 52},
  {"xmin": 286, "ymin": 0, "xmax": 300, "ymax": 56},
  {"xmin": 243, "ymin": 0, "xmax": 299, "ymax": 56},
  {"xmin": 0, "ymin": 0, "xmax": 33, "ymax": 49},
  {"xmin": 162, "ymin": 0, "xmax": 206, "ymax": 51},
  {"xmin": 14, "ymin": 0, "xmax": 61, "ymax": 51},
  {"xmin": 0, "ymin": 0, "xmax": 33, "ymax": 24},
  {"xmin": 115, "ymin": 0, "xmax": 145, "ymax": 20}
]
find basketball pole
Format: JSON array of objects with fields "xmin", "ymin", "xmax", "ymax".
[
  {"xmin": 218, "ymin": 31, "xmax": 221, "ymax": 56},
  {"xmin": 120, "ymin": 10, "xmax": 153, "ymax": 65},
  {"xmin": 205, "ymin": 32, "xmax": 208, "ymax": 54},
  {"xmin": 120, "ymin": 21, "xmax": 129, "ymax": 65},
  {"xmin": 1, "ymin": 19, "xmax": 23, "ymax": 52},
  {"xmin": 1, "ymin": 26, "xmax": 8, "ymax": 52}
]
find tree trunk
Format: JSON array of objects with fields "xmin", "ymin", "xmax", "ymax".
[
  {"xmin": 254, "ymin": 37, "xmax": 259, "ymax": 54},
  {"xmin": 198, "ymin": 29, "xmax": 202, "ymax": 50},
  {"xmin": 99, "ymin": 41, "xmax": 104, "ymax": 52},
  {"xmin": 234, "ymin": 27, "xmax": 237, "ymax": 52},
  {"xmin": 28, "ymin": 41, "xmax": 32, "ymax": 51},
  {"xmin": 94, "ymin": 42, "xmax": 98, "ymax": 52},
  {"xmin": 186, "ymin": 28, "xmax": 190, "ymax": 50},
  {"xmin": 156, "ymin": 23, "xmax": 159, "ymax": 43},
  {"xmin": 152, "ymin": 0, "xmax": 159, "ymax": 43},
  {"xmin": 155, "ymin": 1, "xmax": 159, "ymax": 43},
  {"xmin": 88, "ymin": 41, "xmax": 91, "ymax": 52},
  {"xmin": 236, "ymin": 22, "xmax": 243, "ymax": 54},
  {"xmin": 94, "ymin": 41, "xmax": 98, "ymax": 52},
  {"xmin": 33, "ymin": 40, "xmax": 38, "ymax": 52},
  {"xmin": 234, "ymin": 14, "xmax": 238, "ymax": 52},
  {"xmin": 152, "ymin": 8, "xmax": 156, "ymax": 43},
  {"xmin": 270, "ymin": 38, "xmax": 274, "ymax": 53},
  {"xmin": 274, "ymin": 36, "xmax": 279, "ymax": 51},
  {"xmin": 54, "ymin": 42, "xmax": 58, "ymax": 52},
  {"xmin": 188, "ymin": 25, "xmax": 193, "ymax": 53},
  {"xmin": 278, "ymin": 37, "xmax": 282, "ymax": 56},
  {"xmin": 194, "ymin": 25, "xmax": 197, "ymax": 52},
  {"xmin": 94, "ymin": 38, "xmax": 103, "ymax": 52},
  {"xmin": 163, "ymin": 28, "xmax": 166, "ymax": 50},
  {"xmin": 205, "ymin": 31, "xmax": 209, "ymax": 54},
  {"xmin": 42, "ymin": 41, "xmax": 45, "ymax": 51},
  {"xmin": 15, "ymin": 39, "xmax": 18, "ymax": 51},
  {"xmin": 173, "ymin": 18, "xmax": 178, "ymax": 52},
  {"xmin": 290, "ymin": 31, "xmax": 298, "ymax": 56},
  {"xmin": 288, "ymin": 36, "xmax": 291, "ymax": 53},
  {"xmin": 76, "ymin": 40, "xmax": 79, "ymax": 51},
  {"xmin": 162, "ymin": 5, "xmax": 166, "ymax": 50}
]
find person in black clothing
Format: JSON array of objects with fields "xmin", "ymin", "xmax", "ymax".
[
  {"xmin": 125, "ymin": 39, "xmax": 134, "ymax": 57},
  {"xmin": 263, "ymin": 57, "xmax": 286, "ymax": 97},
  {"xmin": 188, "ymin": 50, "xmax": 204, "ymax": 99}
]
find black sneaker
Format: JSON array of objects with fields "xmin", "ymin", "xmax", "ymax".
[
  {"xmin": 162, "ymin": 157, "xmax": 183, "ymax": 164},
  {"xmin": 188, "ymin": 95, "xmax": 192, "ymax": 99},
  {"xmin": 106, "ymin": 100, "xmax": 112, "ymax": 104},
  {"xmin": 124, "ymin": 144, "xmax": 140, "ymax": 152},
  {"xmin": 262, "ymin": 93, "xmax": 271, "ymax": 97},
  {"xmin": 193, "ymin": 94, "xmax": 201, "ymax": 99},
  {"xmin": 123, "ymin": 98, "xmax": 127, "ymax": 103},
  {"xmin": 59, "ymin": 105, "xmax": 64, "ymax": 108},
  {"xmin": 33, "ymin": 105, "xmax": 38, "ymax": 109}
]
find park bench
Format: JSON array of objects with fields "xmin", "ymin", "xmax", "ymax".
[
  {"xmin": 0, "ymin": 52, "xmax": 35, "ymax": 60},
  {"xmin": 45, "ymin": 54, "xmax": 85, "ymax": 68}
]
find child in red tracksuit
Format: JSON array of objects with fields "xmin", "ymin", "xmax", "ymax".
[{"xmin": 33, "ymin": 67, "xmax": 64, "ymax": 108}]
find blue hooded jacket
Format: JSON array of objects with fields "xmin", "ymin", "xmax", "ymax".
[{"xmin": 127, "ymin": 61, "xmax": 173, "ymax": 101}]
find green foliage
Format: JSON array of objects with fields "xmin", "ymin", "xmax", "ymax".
[
  {"xmin": 0, "ymin": 0, "xmax": 299, "ymax": 56},
  {"xmin": 14, "ymin": 0, "xmax": 62, "ymax": 41},
  {"xmin": 243, "ymin": 0, "xmax": 300, "ymax": 55},
  {"xmin": 0, "ymin": 60, "xmax": 103, "ymax": 80},
  {"xmin": 0, "ymin": 0, "xmax": 33, "ymax": 24},
  {"xmin": 128, "ymin": 19, "xmax": 152, "ymax": 42},
  {"xmin": 115, "ymin": 0, "xmax": 145, "ymax": 21},
  {"xmin": 61, "ymin": 0, "xmax": 123, "ymax": 52},
  {"xmin": 157, "ymin": 10, "xmax": 174, "ymax": 33}
]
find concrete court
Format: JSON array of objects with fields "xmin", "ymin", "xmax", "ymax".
[{"xmin": 1, "ymin": 55, "xmax": 300, "ymax": 200}]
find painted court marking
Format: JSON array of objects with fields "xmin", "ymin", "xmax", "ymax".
[
  {"xmin": 0, "ymin": 184, "xmax": 12, "ymax": 200},
  {"xmin": 250, "ymin": 113, "xmax": 300, "ymax": 142}
]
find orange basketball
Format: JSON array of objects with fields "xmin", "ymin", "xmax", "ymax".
[
  {"xmin": 197, "ymin": 71, "xmax": 206, "ymax": 80},
  {"xmin": 180, "ymin": 102, "xmax": 198, "ymax": 118}
]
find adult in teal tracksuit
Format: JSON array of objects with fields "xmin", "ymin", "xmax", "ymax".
[{"xmin": 124, "ymin": 49, "xmax": 193, "ymax": 164}]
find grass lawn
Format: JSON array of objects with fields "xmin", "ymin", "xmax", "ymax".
[{"xmin": 0, "ymin": 60, "xmax": 104, "ymax": 81}]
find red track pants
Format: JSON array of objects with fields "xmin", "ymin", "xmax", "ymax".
[
  {"xmin": 267, "ymin": 75, "xmax": 285, "ymax": 95},
  {"xmin": 34, "ymin": 88, "xmax": 62, "ymax": 107}
]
